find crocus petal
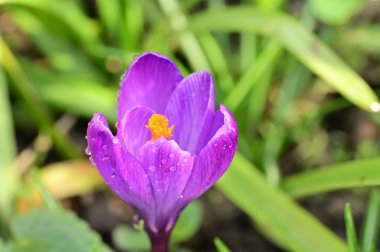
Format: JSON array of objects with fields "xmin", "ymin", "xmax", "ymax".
[
  {"xmin": 87, "ymin": 113, "xmax": 117, "ymax": 188},
  {"xmin": 138, "ymin": 138, "xmax": 194, "ymax": 231},
  {"xmin": 87, "ymin": 113, "xmax": 153, "ymax": 218},
  {"xmin": 117, "ymin": 106, "xmax": 154, "ymax": 156},
  {"xmin": 118, "ymin": 52, "xmax": 183, "ymax": 120},
  {"xmin": 181, "ymin": 105, "xmax": 238, "ymax": 201},
  {"xmin": 165, "ymin": 71, "xmax": 215, "ymax": 154},
  {"xmin": 114, "ymin": 142, "xmax": 154, "ymax": 218}
]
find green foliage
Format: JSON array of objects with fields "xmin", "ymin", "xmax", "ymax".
[
  {"xmin": 5, "ymin": 208, "xmax": 109, "ymax": 252},
  {"xmin": 217, "ymin": 153, "xmax": 347, "ymax": 251},
  {"xmin": 282, "ymin": 158, "xmax": 380, "ymax": 198},
  {"xmin": 309, "ymin": 0, "xmax": 363, "ymax": 25},
  {"xmin": 113, "ymin": 201, "xmax": 203, "ymax": 251}
]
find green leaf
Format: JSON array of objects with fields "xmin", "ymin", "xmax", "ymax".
[
  {"xmin": 171, "ymin": 201, "xmax": 203, "ymax": 243},
  {"xmin": 8, "ymin": 208, "xmax": 109, "ymax": 252},
  {"xmin": 112, "ymin": 225, "xmax": 150, "ymax": 251},
  {"xmin": 188, "ymin": 7, "xmax": 379, "ymax": 112},
  {"xmin": 282, "ymin": 158, "xmax": 380, "ymax": 199},
  {"xmin": 309, "ymin": 0, "xmax": 363, "ymax": 25},
  {"xmin": 216, "ymin": 152, "xmax": 348, "ymax": 251},
  {"xmin": 345, "ymin": 203, "xmax": 360, "ymax": 252},
  {"xmin": 214, "ymin": 237, "xmax": 231, "ymax": 252}
]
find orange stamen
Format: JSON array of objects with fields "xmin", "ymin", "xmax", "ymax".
[{"xmin": 145, "ymin": 114, "xmax": 174, "ymax": 141}]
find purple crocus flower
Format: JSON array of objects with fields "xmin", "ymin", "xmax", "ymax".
[{"xmin": 86, "ymin": 52, "xmax": 238, "ymax": 252}]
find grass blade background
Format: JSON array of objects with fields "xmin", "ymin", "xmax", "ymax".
[
  {"xmin": 188, "ymin": 7, "xmax": 379, "ymax": 112},
  {"xmin": 216, "ymin": 153, "xmax": 348, "ymax": 252},
  {"xmin": 282, "ymin": 158, "xmax": 380, "ymax": 198}
]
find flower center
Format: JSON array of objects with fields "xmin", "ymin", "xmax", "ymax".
[{"xmin": 145, "ymin": 114, "xmax": 174, "ymax": 141}]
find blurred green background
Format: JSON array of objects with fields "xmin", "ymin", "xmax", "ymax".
[{"xmin": 1, "ymin": 0, "xmax": 380, "ymax": 251}]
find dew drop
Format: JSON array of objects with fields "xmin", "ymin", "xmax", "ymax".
[
  {"xmin": 161, "ymin": 159, "xmax": 167, "ymax": 164},
  {"xmin": 213, "ymin": 143, "xmax": 217, "ymax": 147},
  {"xmin": 102, "ymin": 155, "xmax": 110, "ymax": 161},
  {"xmin": 228, "ymin": 144, "xmax": 233, "ymax": 149},
  {"xmin": 169, "ymin": 153, "xmax": 174, "ymax": 158},
  {"xmin": 169, "ymin": 165, "xmax": 176, "ymax": 172},
  {"xmin": 113, "ymin": 138, "xmax": 119, "ymax": 144},
  {"xmin": 183, "ymin": 158, "xmax": 188, "ymax": 163},
  {"xmin": 222, "ymin": 144, "xmax": 227, "ymax": 150},
  {"xmin": 85, "ymin": 136, "xmax": 88, "ymax": 140},
  {"xmin": 371, "ymin": 102, "xmax": 380, "ymax": 112},
  {"xmin": 111, "ymin": 173, "xmax": 116, "ymax": 179},
  {"xmin": 85, "ymin": 147, "xmax": 91, "ymax": 155},
  {"xmin": 102, "ymin": 144, "xmax": 108, "ymax": 151},
  {"xmin": 178, "ymin": 194, "xmax": 184, "ymax": 199},
  {"xmin": 149, "ymin": 165, "xmax": 156, "ymax": 172},
  {"xmin": 89, "ymin": 156, "xmax": 94, "ymax": 164}
]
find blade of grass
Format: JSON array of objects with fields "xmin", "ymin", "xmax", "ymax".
[
  {"xmin": 0, "ymin": 68, "xmax": 16, "ymax": 171},
  {"xmin": 216, "ymin": 152, "xmax": 347, "ymax": 251},
  {"xmin": 197, "ymin": 32, "xmax": 234, "ymax": 95},
  {"xmin": 345, "ymin": 203, "xmax": 360, "ymax": 252},
  {"xmin": 225, "ymin": 40, "xmax": 282, "ymax": 112},
  {"xmin": 157, "ymin": 0, "xmax": 211, "ymax": 71},
  {"xmin": 123, "ymin": 0, "xmax": 144, "ymax": 52},
  {"xmin": 214, "ymin": 237, "xmax": 231, "ymax": 252},
  {"xmin": 282, "ymin": 158, "xmax": 380, "ymax": 198},
  {"xmin": 188, "ymin": 7, "xmax": 379, "ymax": 112},
  {"xmin": 0, "ymin": 67, "xmax": 18, "ymax": 238},
  {"xmin": 360, "ymin": 189, "xmax": 380, "ymax": 252},
  {"xmin": 0, "ymin": 36, "xmax": 78, "ymax": 159}
]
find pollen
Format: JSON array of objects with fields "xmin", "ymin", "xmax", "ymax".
[{"xmin": 145, "ymin": 114, "xmax": 174, "ymax": 141}]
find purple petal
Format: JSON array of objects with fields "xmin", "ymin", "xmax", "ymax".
[
  {"xmin": 181, "ymin": 105, "xmax": 238, "ymax": 201},
  {"xmin": 165, "ymin": 71, "xmax": 215, "ymax": 154},
  {"xmin": 118, "ymin": 52, "xmax": 183, "ymax": 120},
  {"xmin": 137, "ymin": 138, "xmax": 194, "ymax": 231},
  {"xmin": 117, "ymin": 106, "xmax": 154, "ymax": 156},
  {"xmin": 87, "ymin": 113, "xmax": 116, "ymax": 187},
  {"xmin": 87, "ymin": 113, "xmax": 153, "ymax": 218}
]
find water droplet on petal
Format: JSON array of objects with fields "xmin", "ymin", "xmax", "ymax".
[
  {"xmin": 183, "ymin": 158, "xmax": 188, "ymax": 163},
  {"xmin": 149, "ymin": 165, "xmax": 156, "ymax": 172},
  {"xmin": 213, "ymin": 143, "xmax": 217, "ymax": 147},
  {"xmin": 228, "ymin": 144, "xmax": 233, "ymax": 149},
  {"xmin": 113, "ymin": 138, "xmax": 119, "ymax": 144},
  {"xmin": 102, "ymin": 145, "xmax": 108, "ymax": 151},
  {"xmin": 102, "ymin": 155, "xmax": 110, "ymax": 161},
  {"xmin": 161, "ymin": 159, "xmax": 167, "ymax": 164},
  {"xmin": 169, "ymin": 165, "xmax": 176, "ymax": 172},
  {"xmin": 85, "ymin": 147, "xmax": 91, "ymax": 155},
  {"xmin": 169, "ymin": 153, "xmax": 174, "ymax": 158},
  {"xmin": 89, "ymin": 156, "xmax": 94, "ymax": 164},
  {"xmin": 178, "ymin": 194, "xmax": 184, "ymax": 199},
  {"xmin": 111, "ymin": 173, "xmax": 116, "ymax": 179},
  {"xmin": 222, "ymin": 144, "xmax": 227, "ymax": 150}
]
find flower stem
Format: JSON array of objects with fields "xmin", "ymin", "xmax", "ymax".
[{"xmin": 148, "ymin": 229, "xmax": 171, "ymax": 252}]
